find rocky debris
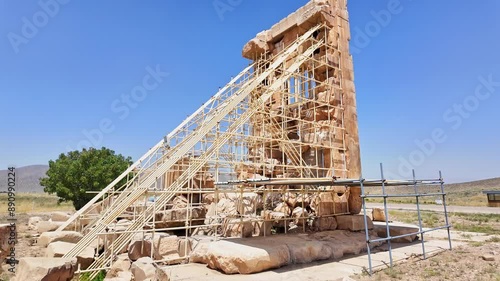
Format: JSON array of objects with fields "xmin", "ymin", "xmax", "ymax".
[
  {"xmin": 191, "ymin": 230, "xmax": 382, "ymax": 274},
  {"xmin": 263, "ymin": 210, "xmax": 288, "ymax": 228},
  {"xmin": 126, "ymin": 232, "xmax": 191, "ymax": 263},
  {"xmin": 13, "ymin": 257, "xmax": 77, "ymax": 281},
  {"xmin": 28, "ymin": 216, "xmax": 42, "ymax": 230},
  {"xmin": 36, "ymin": 220, "xmax": 65, "ymax": 233},
  {"xmin": 155, "ymin": 206, "xmax": 206, "ymax": 229},
  {"xmin": 45, "ymin": 241, "xmax": 94, "ymax": 269},
  {"xmin": 373, "ymin": 224, "xmax": 418, "ymax": 243},
  {"xmin": 103, "ymin": 271, "xmax": 133, "ymax": 281},
  {"xmin": 310, "ymin": 191, "xmax": 349, "ymax": 216},
  {"xmin": 105, "ymin": 253, "xmax": 131, "ymax": 280},
  {"xmin": 51, "ymin": 211, "xmax": 72, "ymax": 222},
  {"xmin": 131, "ymin": 257, "xmax": 156, "ymax": 281},
  {"xmin": 274, "ymin": 202, "xmax": 291, "ymax": 216},
  {"xmin": 223, "ymin": 218, "xmax": 253, "ymax": 238},
  {"xmin": 291, "ymin": 207, "xmax": 308, "ymax": 226},
  {"xmin": 336, "ymin": 215, "xmax": 373, "ymax": 232},
  {"xmin": 0, "ymin": 224, "xmax": 15, "ymax": 265},
  {"xmin": 127, "ymin": 233, "xmax": 180, "ymax": 261},
  {"xmin": 481, "ymin": 254, "xmax": 495, "ymax": 261},
  {"xmin": 372, "ymin": 208, "xmax": 387, "ymax": 222},
  {"xmin": 313, "ymin": 217, "xmax": 337, "ymax": 231},
  {"xmin": 155, "ymin": 266, "xmax": 171, "ymax": 281},
  {"xmin": 253, "ymin": 220, "xmax": 272, "ymax": 236},
  {"xmin": 219, "ymin": 192, "xmax": 263, "ymax": 215},
  {"xmin": 39, "ymin": 231, "xmax": 83, "ymax": 247}
]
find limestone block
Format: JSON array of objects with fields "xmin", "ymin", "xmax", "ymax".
[
  {"xmin": 51, "ymin": 211, "xmax": 72, "ymax": 222},
  {"xmin": 28, "ymin": 216, "xmax": 42, "ymax": 230},
  {"xmin": 14, "ymin": 257, "xmax": 77, "ymax": 281},
  {"xmin": 223, "ymin": 218, "xmax": 253, "ymax": 238},
  {"xmin": 131, "ymin": 257, "xmax": 156, "ymax": 281},
  {"xmin": 372, "ymin": 208, "xmax": 386, "ymax": 222},
  {"xmin": 273, "ymin": 202, "xmax": 291, "ymax": 216},
  {"xmin": 253, "ymin": 220, "xmax": 272, "ymax": 236},
  {"xmin": 313, "ymin": 217, "xmax": 337, "ymax": 231},
  {"xmin": 46, "ymin": 241, "xmax": 94, "ymax": 269},
  {"xmin": 0, "ymin": 224, "xmax": 15, "ymax": 262},
  {"xmin": 374, "ymin": 225, "xmax": 418, "ymax": 243},
  {"xmin": 36, "ymin": 220, "xmax": 65, "ymax": 233},
  {"xmin": 190, "ymin": 239, "xmax": 290, "ymax": 274},
  {"xmin": 336, "ymin": 215, "xmax": 373, "ymax": 232},
  {"xmin": 39, "ymin": 231, "xmax": 83, "ymax": 247},
  {"xmin": 292, "ymin": 207, "xmax": 308, "ymax": 226},
  {"xmin": 128, "ymin": 233, "xmax": 180, "ymax": 261}
]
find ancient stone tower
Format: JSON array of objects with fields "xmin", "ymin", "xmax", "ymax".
[{"xmin": 56, "ymin": 1, "xmax": 364, "ymax": 279}]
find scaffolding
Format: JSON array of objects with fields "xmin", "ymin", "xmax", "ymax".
[
  {"xmin": 360, "ymin": 164, "xmax": 452, "ymax": 275},
  {"xmin": 51, "ymin": 2, "xmax": 452, "ymax": 277},
  {"xmin": 57, "ymin": 23, "xmax": 371, "ymax": 279}
]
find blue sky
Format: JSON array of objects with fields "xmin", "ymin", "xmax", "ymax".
[{"xmin": 0, "ymin": 0, "xmax": 499, "ymax": 183}]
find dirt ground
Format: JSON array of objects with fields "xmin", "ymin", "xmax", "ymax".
[
  {"xmin": 0, "ymin": 213, "xmax": 49, "ymax": 281},
  {"xmin": 354, "ymin": 242, "xmax": 500, "ymax": 281}
]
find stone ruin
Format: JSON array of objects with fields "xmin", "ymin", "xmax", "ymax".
[{"xmin": 7, "ymin": 1, "xmax": 414, "ymax": 280}]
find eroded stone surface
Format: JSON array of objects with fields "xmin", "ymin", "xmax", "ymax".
[
  {"xmin": 190, "ymin": 230, "xmax": 382, "ymax": 274},
  {"xmin": 13, "ymin": 257, "xmax": 77, "ymax": 281},
  {"xmin": 39, "ymin": 231, "xmax": 83, "ymax": 247}
]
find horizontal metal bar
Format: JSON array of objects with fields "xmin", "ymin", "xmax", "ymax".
[
  {"xmin": 362, "ymin": 192, "xmax": 445, "ymax": 198},
  {"xmin": 369, "ymin": 225, "xmax": 451, "ymax": 243}
]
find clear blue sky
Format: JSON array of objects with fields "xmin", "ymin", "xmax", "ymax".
[{"xmin": 1, "ymin": 0, "xmax": 499, "ymax": 183}]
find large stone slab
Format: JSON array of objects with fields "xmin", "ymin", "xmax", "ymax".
[
  {"xmin": 39, "ymin": 231, "xmax": 83, "ymax": 247},
  {"xmin": 190, "ymin": 237, "xmax": 291, "ymax": 274},
  {"xmin": 36, "ymin": 220, "xmax": 65, "ymax": 233},
  {"xmin": 336, "ymin": 215, "xmax": 373, "ymax": 231},
  {"xmin": 13, "ymin": 257, "xmax": 77, "ymax": 281},
  {"xmin": 0, "ymin": 224, "xmax": 16, "ymax": 262},
  {"xmin": 190, "ymin": 230, "xmax": 383, "ymax": 275},
  {"xmin": 128, "ymin": 232, "xmax": 180, "ymax": 261},
  {"xmin": 46, "ymin": 241, "xmax": 94, "ymax": 269},
  {"xmin": 51, "ymin": 211, "xmax": 72, "ymax": 222},
  {"xmin": 131, "ymin": 257, "xmax": 156, "ymax": 281}
]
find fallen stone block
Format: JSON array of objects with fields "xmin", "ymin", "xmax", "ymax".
[
  {"xmin": 372, "ymin": 208, "xmax": 386, "ymax": 222},
  {"xmin": 223, "ymin": 218, "xmax": 253, "ymax": 238},
  {"xmin": 28, "ymin": 216, "xmax": 42, "ymax": 230},
  {"xmin": 105, "ymin": 253, "xmax": 131, "ymax": 280},
  {"xmin": 36, "ymin": 220, "xmax": 65, "ymax": 233},
  {"xmin": 336, "ymin": 215, "xmax": 373, "ymax": 231},
  {"xmin": 13, "ymin": 257, "xmax": 77, "ymax": 281},
  {"xmin": 313, "ymin": 217, "xmax": 337, "ymax": 231},
  {"xmin": 128, "ymin": 233, "xmax": 180, "ymax": 261},
  {"xmin": 374, "ymin": 224, "xmax": 418, "ymax": 243},
  {"xmin": 190, "ymin": 238, "xmax": 291, "ymax": 274},
  {"xmin": 51, "ymin": 211, "xmax": 72, "ymax": 222},
  {"xmin": 39, "ymin": 231, "xmax": 83, "ymax": 247},
  {"xmin": 46, "ymin": 241, "xmax": 94, "ymax": 269},
  {"xmin": 131, "ymin": 257, "xmax": 156, "ymax": 281},
  {"xmin": 0, "ymin": 224, "xmax": 16, "ymax": 262},
  {"xmin": 104, "ymin": 270, "xmax": 133, "ymax": 281}
]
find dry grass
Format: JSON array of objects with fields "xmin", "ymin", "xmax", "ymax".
[
  {"xmin": 0, "ymin": 193, "xmax": 74, "ymax": 213},
  {"xmin": 354, "ymin": 243, "xmax": 500, "ymax": 281},
  {"xmin": 364, "ymin": 177, "xmax": 500, "ymax": 207},
  {"xmin": 388, "ymin": 210, "xmax": 500, "ymax": 235}
]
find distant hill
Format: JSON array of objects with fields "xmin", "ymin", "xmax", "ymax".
[
  {"xmin": 365, "ymin": 177, "xmax": 500, "ymax": 206},
  {"xmin": 0, "ymin": 165, "xmax": 49, "ymax": 193}
]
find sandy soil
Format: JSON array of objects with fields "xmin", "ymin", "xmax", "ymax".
[{"xmin": 354, "ymin": 242, "xmax": 500, "ymax": 281}]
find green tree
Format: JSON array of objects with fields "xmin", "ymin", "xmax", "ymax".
[{"xmin": 40, "ymin": 147, "xmax": 132, "ymax": 210}]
